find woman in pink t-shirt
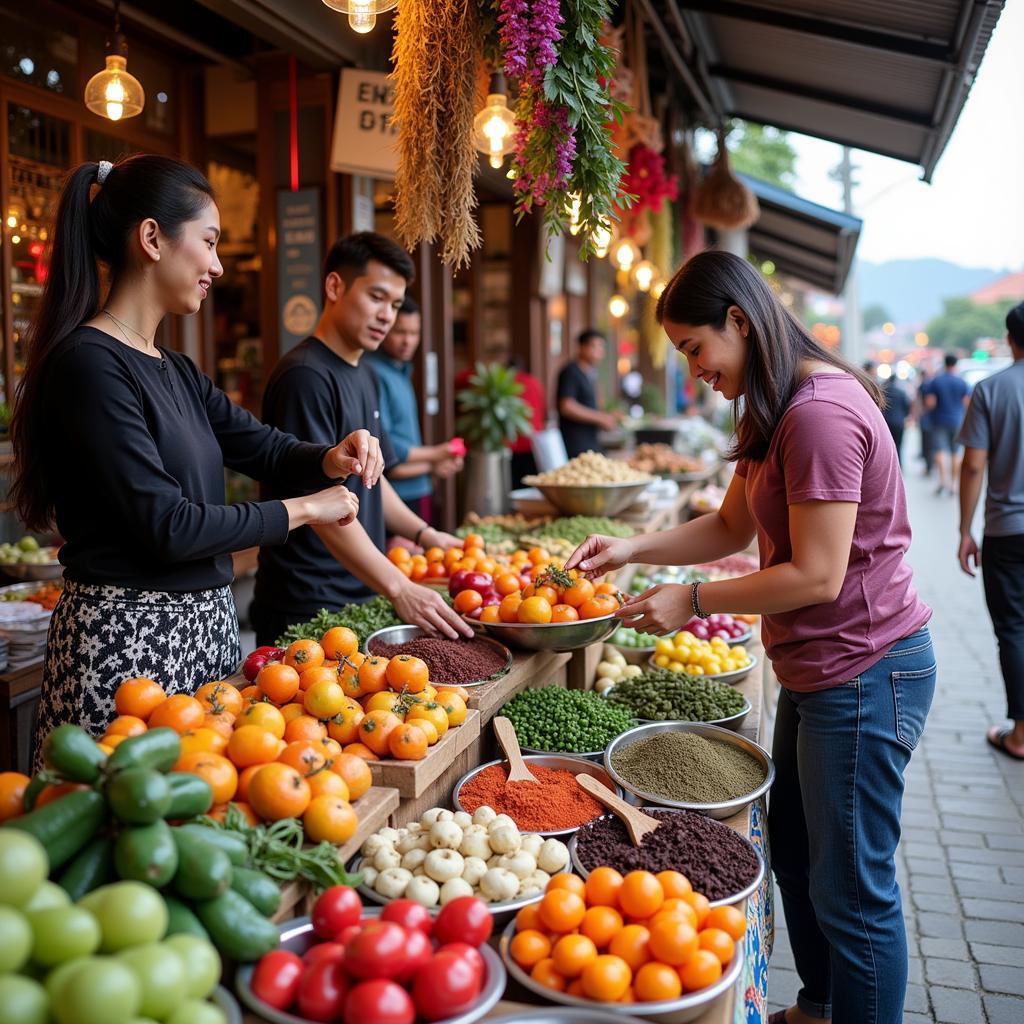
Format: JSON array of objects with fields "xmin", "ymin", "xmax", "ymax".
[{"xmin": 567, "ymin": 252, "xmax": 933, "ymax": 1024}]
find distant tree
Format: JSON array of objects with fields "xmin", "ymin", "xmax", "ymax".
[
  {"xmin": 925, "ymin": 297, "xmax": 1012, "ymax": 351},
  {"xmin": 861, "ymin": 302, "xmax": 891, "ymax": 331},
  {"xmin": 725, "ymin": 121, "xmax": 797, "ymax": 191}
]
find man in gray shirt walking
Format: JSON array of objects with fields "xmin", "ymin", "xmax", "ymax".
[{"xmin": 958, "ymin": 301, "xmax": 1024, "ymax": 760}]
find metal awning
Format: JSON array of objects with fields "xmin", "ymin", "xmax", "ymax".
[
  {"xmin": 739, "ymin": 174, "xmax": 861, "ymax": 293},
  {"xmin": 642, "ymin": 0, "xmax": 1005, "ymax": 181}
]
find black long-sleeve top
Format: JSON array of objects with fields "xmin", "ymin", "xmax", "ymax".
[{"xmin": 42, "ymin": 327, "xmax": 331, "ymax": 592}]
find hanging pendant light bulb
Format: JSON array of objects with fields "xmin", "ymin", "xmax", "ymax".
[
  {"xmin": 608, "ymin": 294, "xmax": 630, "ymax": 319},
  {"xmin": 610, "ymin": 237, "xmax": 641, "ymax": 272},
  {"xmin": 84, "ymin": 0, "xmax": 144, "ymax": 122},
  {"xmin": 591, "ymin": 221, "xmax": 612, "ymax": 259},
  {"xmin": 632, "ymin": 260, "xmax": 657, "ymax": 292},
  {"xmin": 473, "ymin": 74, "xmax": 517, "ymax": 169},
  {"xmin": 321, "ymin": 0, "xmax": 398, "ymax": 35}
]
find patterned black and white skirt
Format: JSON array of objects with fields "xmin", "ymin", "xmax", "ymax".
[{"xmin": 34, "ymin": 580, "xmax": 242, "ymax": 761}]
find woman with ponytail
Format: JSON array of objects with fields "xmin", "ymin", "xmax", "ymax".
[
  {"xmin": 566, "ymin": 251, "xmax": 934, "ymax": 1024},
  {"xmin": 14, "ymin": 155, "xmax": 379, "ymax": 754}
]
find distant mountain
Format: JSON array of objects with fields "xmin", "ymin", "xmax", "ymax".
[{"xmin": 857, "ymin": 258, "xmax": 1008, "ymax": 325}]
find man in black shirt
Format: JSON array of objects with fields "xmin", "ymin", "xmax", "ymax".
[
  {"xmin": 557, "ymin": 329, "xmax": 618, "ymax": 458},
  {"xmin": 252, "ymin": 232, "xmax": 471, "ymax": 645}
]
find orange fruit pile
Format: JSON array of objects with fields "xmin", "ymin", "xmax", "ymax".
[
  {"xmin": 509, "ymin": 869, "xmax": 745, "ymax": 1003},
  {"xmin": 487, "ymin": 566, "xmax": 622, "ymax": 626}
]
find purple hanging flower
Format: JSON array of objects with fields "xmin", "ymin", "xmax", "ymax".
[
  {"xmin": 498, "ymin": 0, "xmax": 530, "ymax": 79},
  {"xmin": 530, "ymin": 0, "xmax": 563, "ymax": 83}
]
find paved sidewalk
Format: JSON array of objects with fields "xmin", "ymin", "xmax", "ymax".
[{"xmin": 766, "ymin": 445, "xmax": 1024, "ymax": 1023}]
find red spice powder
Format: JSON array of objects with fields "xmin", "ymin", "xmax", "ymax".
[{"xmin": 458, "ymin": 764, "xmax": 608, "ymax": 832}]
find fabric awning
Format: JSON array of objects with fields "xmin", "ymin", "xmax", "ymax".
[{"xmin": 739, "ymin": 174, "xmax": 862, "ymax": 293}]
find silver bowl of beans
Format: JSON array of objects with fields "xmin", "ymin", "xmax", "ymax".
[
  {"xmin": 566, "ymin": 807, "xmax": 766, "ymax": 907},
  {"xmin": 452, "ymin": 754, "xmax": 623, "ymax": 839},
  {"xmin": 365, "ymin": 624, "xmax": 513, "ymax": 687},
  {"xmin": 603, "ymin": 722, "xmax": 775, "ymax": 820}
]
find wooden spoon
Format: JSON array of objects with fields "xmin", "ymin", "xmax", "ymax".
[
  {"xmin": 493, "ymin": 716, "xmax": 539, "ymax": 784},
  {"xmin": 575, "ymin": 773, "xmax": 661, "ymax": 846}
]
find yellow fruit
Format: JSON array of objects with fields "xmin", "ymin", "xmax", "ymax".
[{"xmin": 654, "ymin": 655, "xmax": 670, "ymax": 669}]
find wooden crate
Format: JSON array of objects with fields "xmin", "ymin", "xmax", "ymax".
[
  {"xmin": 368, "ymin": 710, "xmax": 481, "ymax": 798},
  {"xmin": 466, "ymin": 649, "xmax": 571, "ymax": 719}
]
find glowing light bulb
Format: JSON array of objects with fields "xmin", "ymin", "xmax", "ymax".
[
  {"xmin": 609, "ymin": 294, "xmax": 630, "ymax": 319},
  {"xmin": 633, "ymin": 260, "xmax": 656, "ymax": 292},
  {"xmin": 105, "ymin": 76, "xmax": 125, "ymax": 120},
  {"xmin": 348, "ymin": 2, "xmax": 376, "ymax": 32},
  {"xmin": 6, "ymin": 215, "xmax": 16, "ymax": 229},
  {"xmin": 473, "ymin": 86, "xmax": 516, "ymax": 169},
  {"xmin": 611, "ymin": 238, "xmax": 640, "ymax": 272},
  {"xmin": 85, "ymin": 53, "xmax": 144, "ymax": 122}
]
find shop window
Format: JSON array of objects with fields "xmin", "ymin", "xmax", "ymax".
[
  {"xmin": 0, "ymin": 9, "xmax": 77, "ymax": 95},
  {"xmin": 6, "ymin": 104, "xmax": 71, "ymax": 401},
  {"xmin": 84, "ymin": 129, "xmax": 141, "ymax": 164}
]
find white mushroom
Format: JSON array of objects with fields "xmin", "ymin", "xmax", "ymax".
[
  {"xmin": 458, "ymin": 825, "xmax": 492, "ymax": 861},
  {"xmin": 497, "ymin": 851, "xmax": 537, "ymax": 879},
  {"xmin": 520, "ymin": 869, "xmax": 550, "ymax": 894},
  {"xmin": 401, "ymin": 848, "xmax": 428, "ymax": 872},
  {"xmin": 480, "ymin": 867, "xmax": 520, "ymax": 903},
  {"xmin": 405, "ymin": 822, "xmax": 423, "ymax": 835},
  {"xmin": 378, "ymin": 827, "xmax": 402, "ymax": 846},
  {"xmin": 429, "ymin": 820, "xmax": 464, "ymax": 851},
  {"xmin": 537, "ymin": 838, "xmax": 570, "ymax": 874},
  {"xmin": 471, "ymin": 805, "xmax": 497, "ymax": 827},
  {"xmin": 373, "ymin": 846, "xmax": 402, "ymax": 872},
  {"xmin": 440, "ymin": 877, "xmax": 475, "ymax": 905},
  {"xmin": 412, "ymin": 866, "xmax": 427, "ymax": 877},
  {"xmin": 374, "ymin": 867, "xmax": 412, "ymax": 899},
  {"xmin": 488, "ymin": 814, "xmax": 517, "ymax": 834},
  {"xmin": 396, "ymin": 832, "xmax": 427, "ymax": 855},
  {"xmin": 421, "ymin": 808, "xmax": 453, "ymax": 828},
  {"xmin": 361, "ymin": 834, "xmax": 389, "ymax": 859},
  {"xmin": 405, "ymin": 875, "xmax": 441, "ymax": 908},
  {"xmin": 486, "ymin": 854, "xmax": 502, "ymax": 869},
  {"xmin": 488, "ymin": 823, "xmax": 522, "ymax": 855},
  {"xmin": 361, "ymin": 865, "xmax": 378, "ymax": 888},
  {"xmin": 452, "ymin": 811, "xmax": 473, "ymax": 830},
  {"xmin": 461, "ymin": 856, "xmax": 488, "ymax": 887},
  {"xmin": 424, "ymin": 848, "xmax": 465, "ymax": 884},
  {"xmin": 519, "ymin": 834, "xmax": 543, "ymax": 859}
]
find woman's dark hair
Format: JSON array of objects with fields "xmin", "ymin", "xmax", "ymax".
[
  {"xmin": 323, "ymin": 231, "xmax": 415, "ymax": 290},
  {"xmin": 1008, "ymin": 302, "xmax": 1024, "ymax": 349},
  {"xmin": 11, "ymin": 155, "xmax": 214, "ymax": 530},
  {"xmin": 656, "ymin": 250, "xmax": 882, "ymax": 461}
]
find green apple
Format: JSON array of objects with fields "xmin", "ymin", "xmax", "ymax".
[
  {"xmin": 28, "ymin": 906, "xmax": 101, "ymax": 967},
  {"xmin": 0, "ymin": 831, "xmax": 47, "ymax": 908},
  {"xmin": 162, "ymin": 935, "xmax": 221, "ymax": 999},
  {"xmin": 116, "ymin": 944, "xmax": 187, "ymax": 1020},
  {"xmin": 0, "ymin": 905, "xmax": 33, "ymax": 971},
  {"xmin": 0, "ymin": 974, "xmax": 48, "ymax": 1024}
]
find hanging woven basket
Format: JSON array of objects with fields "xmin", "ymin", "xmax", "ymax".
[{"xmin": 693, "ymin": 133, "xmax": 759, "ymax": 230}]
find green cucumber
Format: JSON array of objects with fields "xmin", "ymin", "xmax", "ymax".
[
  {"xmin": 3, "ymin": 789, "xmax": 106, "ymax": 869},
  {"xmin": 172, "ymin": 824, "xmax": 247, "ymax": 866},
  {"xmin": 42, "ymin": 725, "xmax": 106, "ymax": 784},
  {"xmin": 22, "ymin": 775, "xmax": 49, "ymax": 812},
  {"xmin": 164, "ymin": 773, "xmax": 214, "ymax": 820},
  {"xmin": 114, "ymin": 820, "xmax": 179, "ymax": 886},
  {"xmin": 106, "ymin": 768, "xmax": 172, "ymax": 824},
  {"xmin": 58, "ymin": 835, "xmax": 115, "ymax": 901},
  {"xmin": 163, "ymin": 896, "xmax": 211, "ymax": 941},
  {"xmin": 107, "ymin": 728, "xmax": 181, "ymax": 773},
  {"xmin": 194, "ymin": 889, "xmax": 279, "ymax": 962},
  {"xmin": 170, "ymin": 828, "xmax": 232, "ymax": 901},
  {"xmin": 229, "ymin": 867, "xmax": 281, "ymax": 918}
]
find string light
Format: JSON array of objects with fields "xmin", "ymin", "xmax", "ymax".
[
  {"xmin": 610, "ymin": 237, "xmax": 640, "ymax": 272},
  {"xmin": 632, "ymin": 260, "xmax": 657, "ymax": 292},
  {"xmin": 84, "ymin": 0, "xmax": 144, "ymax": 122},
  {"xmin": 609, "ymin": 294, "xmax": 630, "ymax": 319},
  {"xmin": 321, "ymin": 0, "xmax": 398, "ymax": 35}
]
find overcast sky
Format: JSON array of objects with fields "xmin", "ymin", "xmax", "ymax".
[{"xmin": 786, "ymin": 0, "xmax": 1023, "ymax": 271}]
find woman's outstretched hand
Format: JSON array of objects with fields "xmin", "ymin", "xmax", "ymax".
[
  {"xmin": 615, "ymin": 584, "xmax": 691, "ymax": 635},
  {"xmin": 564, "ymin": 534, "xmax": 636, "ymax": 579}
]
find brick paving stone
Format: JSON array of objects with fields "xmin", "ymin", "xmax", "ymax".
[
  {"xmin": 964, "ymin": 918, "xmax": 1024, "ymax": 946},
  {"xmin": 954, "ymin": 878, "xmax": 1024, "ymax": 900},
  {"xmin": 909, "ymin": 857, "xmax": 950, "ymax": 878},
  {"xmin": 1003, "ymin": 867, "xmax": 1024, "ymax": 885},
  {"xmin": 949, "ymin": 845, "xmax": 1024, "ymax": 866},
  {"xmin": 904, "ymin": 1014, "xmax": 934, "ymax": 1024},
  {"xmin": 924, "ymin": 958, "xmax": 976, "ymax": 989},
  {"xmin": 979, "ymin": 964, "xmax": 1024, "ymax": 996},
  {"xmin": 904, "ymin": 982, "xmax": 930, "ymax": 1014},
  {"xmin": 970, "ymin": 941, "xmax": 1024, "ymax": 967},
  {"xmin": 962, "ymin": 898, "xmax": 1024, "ymax": 923},
  {"xmin": 918, "ymin": 911, "xmax": 966, "ymax": 938},
  {"xmin": 920, "ymin": 937, "xmax": 971, "ymax": 960},
  {"xmin": 930, "ymin": 986, "xmax": 984, "ymax": 1023},
  {"xmin": 911, "ymin": 873, "xmax": 957, "ymax": 895},
  {"xmin": 914, "ymin": 892, "xmax": 960, "ymax": 914},
  {"xmin": 949, "ymin": 861, "xmax": 999, "ymax": 882},
  {"xmin": 987, "ymin": 834, "xmax": 1024, "ymax": 850},
  {"xmin": 941, "ymin": 814, "xmax": 1023, "ymax": 835},
  {"xmin": 983, "ymin": 993, "xmax": 1024, "ymax": 1024}
]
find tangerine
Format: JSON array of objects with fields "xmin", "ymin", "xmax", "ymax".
[
  {"xmin": 330, "ymin": 752, "xmax": 372, "ymax": 798},
  {"xmin": 106, "ymin": 715, "xmax": 148, "ymax": 738},
  {"xmin": 195, "ymin": 681, "xmax": 243, "ymax": 717},
  {"xmin": 114, "ymin": 678, "xmax": 166, "ymax": 720},
  {"xmin": 321, "ymin": 626, "xmax": 359, "ymax": 661},
  {"xmin": 148, "ymin": 694, "xmax": 205, "ymax": 734},
  {"xmin": 227, "ymin": 725, "xmax": 281, "ymax": 768},
  {"xmin": 303, "ymin": 794, "xmax": 357, "ymax": 843},
  {"xmin": 175, "ymin": 752, "xmax": 238, "ymax": 804},
  {"xmin": 256, "ymin": 663, "xmax": 301, "ymax": 705},
  {"xmin": 248, "ymin": 762, "xmax": 311, "ymax": 820},
  {"xmin": 283, "ymin": 639, "xmax": 325, "ymax": 672},
  {"xmin": 510, "ymin": 930, "xmax": 551, "ymax": 969},
  {"xmin": 0, "ymin": 772, "xmax": 30, "ymax": 821},
  {"xmin": 580, "ymin": 954, "xmax": 632, "ymax": 1002},
  {"xmin": 238, "ymin": 701, "xmax": 287, "ymax": 739}
]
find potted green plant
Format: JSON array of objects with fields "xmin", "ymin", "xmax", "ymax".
[{"xmin": 456, "ymin": 362, "xmax": 533, "ymax": 516}]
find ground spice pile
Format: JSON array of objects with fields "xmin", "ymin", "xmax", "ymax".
[
  {"xmin": 611, "ymin": 731, "xmax": 765, "ymax": 803},
  {"xmin": 458, "ymin": 764, "xmax": 607, "ymax": 832},
  {"xmin": 574, "ymin": 809, "xmax": 761, "ymax": 902},
  {"xmin": 369, "ymin": 636, "xmax": 508, "ymax": 685}
]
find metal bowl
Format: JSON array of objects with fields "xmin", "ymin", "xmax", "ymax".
[
  {"xmin": 605, "ymin": 641, "xmax": 657, "ymax": 665},
  {"xmin": 452, "ymin": 754, "xmax": 623, "ymax": 838},
  {"xmin": 526, "ymin": 479, "xmax": 652, "ymax": 517},
  {"xmin": 237, "ymin": 914, "xmax": 505, "ymax": 1024},
  {"xmin": 600, "ymin": 688, "xmax": 751, "ymax": 732},
  {"xmin": 349, "ymin": 855, "xmax": 544, "ymax": 927},
  {"xmin": 647, "ymin": 652, "xmax": 758, "ymax": 685},
  {"xmin": 487, "ymin": 1012, "xmax": 630, "ymax": 1024},
  {"xmin": 365, "ymin": 624, "xmax": 513, "ymax": 686},
  {"xmin": 604, "ymin": 721, "xmax": 775, "ymax": 820},
  {"xmin": 2, "ymin": 560, "xmax": 63, "ymax": 581},
  {"xmin": 212, "ymin": 985, "xmax": 242, "ymax": 1024},
  {"xmin": 567, "ymin": 809, "xmax": 766, "ymax": 908},
  {"xmin": 472, "ymin": 613, "xmax": 618, "ymax": 652},
  {"xmin": 500, "ymin": 920, "xmax": 744, "ymax": 1024}
]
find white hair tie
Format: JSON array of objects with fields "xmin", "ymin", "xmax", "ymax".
[{"xmin": 97, "ymin": 160, "xmax": 113, "ymax": 185}]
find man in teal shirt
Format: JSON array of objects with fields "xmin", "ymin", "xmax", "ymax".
[{"xmin": 368, "ymin": 296, "xmax": 461, "ymax": 516}]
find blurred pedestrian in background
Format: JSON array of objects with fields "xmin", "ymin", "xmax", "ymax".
[{"xmin": 923, "ymin": 354, "xmax": 969, "ymax": 495}]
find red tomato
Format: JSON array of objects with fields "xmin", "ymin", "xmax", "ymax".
[
  {"xmin": 381, "ymin": 898, "xmax": 433, "ymax": 937},
  {"xmin": 251, "ymin": 950, "xmax": 304, "ymax": 1010},
  {"xmin": 412, "ymin": 952, "xmax": 482, "ymax": 1022},
  {"xmin": 432, "ymin": 896, "xmax": 492, "ymax": 948},
  {"xmin": 436, "ymin": 942, "xmax": 485, "ymax": 985},
  {"xmin": 344, "ymin": 921, "xmax": 409, "ymax": 980},
  {"xmin": 337, "ymin": 924, "xmax": 361, "ymax": 946},
  {"xmin": 395, "ymin": 927, "xmax": 433, "ymax": 983},
  {"xmin": 303, "ymin": 942, "xmax": 347, "ymax": 968},
  {"xmin": 297, "ymin": 960, "xmax": 349, "ymax": 1023},
  {"xmin": 343, "ymin": 979, "xmax": 415, "ymax": 1024},
  {"xmin": 312, "ymin": 885, "xmax": 363, "ymax": 940}
]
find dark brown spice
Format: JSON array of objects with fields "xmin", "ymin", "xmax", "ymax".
[
  {"xmin": 574, "ymin": 809, "xmax": 761, "ymax": 902},
  {"xmin": 369, "ymin": 636, "xmax": 507, "ymax": 685}
]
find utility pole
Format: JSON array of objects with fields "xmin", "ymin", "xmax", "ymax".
[{"xmin": 831, "ymin": 147, "xmax": 861, "ymax": 366}]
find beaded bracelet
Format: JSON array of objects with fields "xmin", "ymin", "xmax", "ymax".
[{"xmin": 690, "ymin": 580, "xmax": 710, "ymax": 620}]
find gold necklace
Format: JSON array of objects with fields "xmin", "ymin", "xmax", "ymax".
[{"xmin": 102, "ymin": 309, "xmax": 156, "ymax": 353}]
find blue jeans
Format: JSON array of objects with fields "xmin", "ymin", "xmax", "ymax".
[{"xmin": 769, "ymin": 627, "xmax": 935, "ymax": 1024}]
